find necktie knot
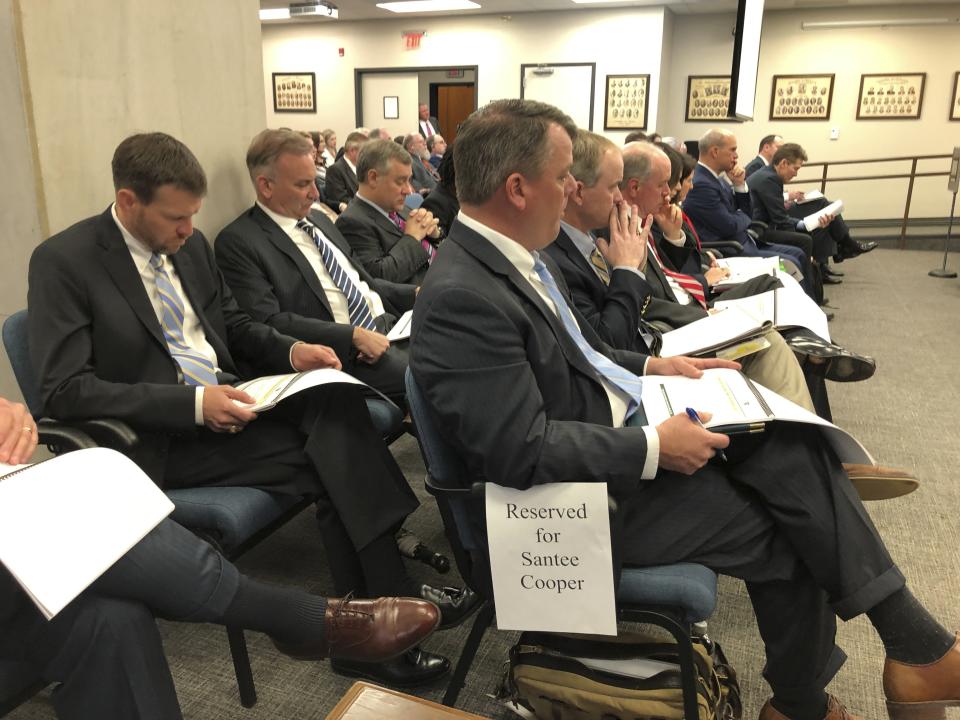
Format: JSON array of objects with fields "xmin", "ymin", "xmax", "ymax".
[{"xmin": 149, "ymin": 252, "xmax": 164, "ymax": 270}]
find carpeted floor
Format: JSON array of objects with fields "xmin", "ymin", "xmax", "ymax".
[{"xmin": 9, "ymin": 248, "xmax": 960, "ymax": 719}]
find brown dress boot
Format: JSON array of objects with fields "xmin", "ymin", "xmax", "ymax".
[{"xmin": 758, "ymin": 695, "xmax": 863, "ymax": 720}]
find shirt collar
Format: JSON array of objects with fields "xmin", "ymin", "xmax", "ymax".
[
  {"xmin": 345, "ymin": 157, "xmax": 357, "ymax": 175},
  {"xmin": 560, "ymin": 220, "xmax": 596, "ymax": 260},
  {"xmin": 356, "ymin": 192, "xmax": 394, "ymax": 222},
  {"xmin": 111, "ymin": 203, "xmax": 155, "ymax": 273},
  {"xmin": 457, "ymin": 211, "xmax": 537, "ymax": 277},
  {"xmin": 759, "ymin": 155, "xmax": 770, "ymax": 166},
  {"xmin": 256, "ymin": 200, "xmax": 301, "ymax": 234},
  {"xmin": 697, "ymin": 161, "xmax": 722, "ymax": 180}
]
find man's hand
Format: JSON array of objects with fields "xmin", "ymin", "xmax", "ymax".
[
  {"xmin": 656, "ymin": 411, "xmax": 729, "ymax": 474},
  {"xmin": 353, "ymin": 327, "xmax": 390, "ymax": 364},
  {"xmin": 596, "ymin": 202, "xmax": 648, "ymax": 269},
  {"xmin": 202, "ymin": 385, "xmax": 258, "ymax": 434},
  {"xmin": 405, "ymin": 208, "xmax": 439, "ymax": 241},
  {"xmin": 338, "ymin": 202, "xmax": 348, "ymax": 213},
  {"xmin": 646, "ymin": 356, "xmax": 741, "ymax": 378},
  {"xmin": 653, "ymin": 202, "xmax": 684, "ymax": 239},
  {"xmin": 291, "ymin": 343, "xmax": 342, "ymax": 371},
  {"xmin": 727, "ymin": 165, "xmax": 747, "ymax": 187},
  {"xmin": 788, "ymin": 190, "xmax": 805, "ymax": 202},
  {"xmin": 704, "ymin": 267, "xmax": 731, "ymax": 286},
  {"xmin": 817, "ymin": 212, "xmax": 835, "ymax": 228},
  {"xmin": 0, "ymin": 398, "xmax": 37, "ymax": 465}
]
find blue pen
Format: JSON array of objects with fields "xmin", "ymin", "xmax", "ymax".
[{"xmin": 685, "ymin": 407, "xmax": 728, "ymax": 462}]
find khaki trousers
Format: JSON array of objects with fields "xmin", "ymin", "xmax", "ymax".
[{"xmin": 740, "ymin": 330, "xmax": 815, "ymax": 412}]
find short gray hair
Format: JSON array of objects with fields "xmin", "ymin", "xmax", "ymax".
[
  {"xmin": 699, "ymin": 128, "xmax": 734, "ymax": 153},
  {"xmin": 246, "ymin": 128, "xmax": 314, "ymax": 185},
  {"xmin": 454, "ymin": 99, "xmax": 577, "ymax": 205},
  {"xmin": 620, "ymin": 141, "xmax": 667, "ymax": 186},
  {"xmin": 356, "ymin": 139, "xmax": 412, "ymax": 184},
  {"xmin": 571, "ymin": 131, "xmax": 617, "ymax": 188}
]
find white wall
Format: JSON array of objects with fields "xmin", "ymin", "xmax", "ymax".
[
  {"xmin": 261, "ymin": 8, "xmax": 667, "ymax": 145},
  {"xmin": 361, "ymin": 72, "xmax": 419, "ymax": 137},
  {"xmin": 661, "ymin": 5, "xmax": 960, "ymax": 220}
]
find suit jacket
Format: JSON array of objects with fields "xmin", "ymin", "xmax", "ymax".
[
  {"xmin": 543, "ymin": 227, "xmax": 652, "ymax": 353},
  {"xmin": 641, "ymin": 246, "xmax": 711, "ymax": 329},
  {"xmin": 749, "ymin": 165, "xmax": 797, "ymax": 233},
  {"xmin": 323, "ymin": 158, "xmax": 359, "ymax": 208},
  {"xmin": 336, "ymin": 197, "xmax": 431, "ymax": 284},
  {"xmin": 27, "ymin": 207, "xmax": 299, "ymax": 484},
  {"xmin": 652, "ymin": 224, "xmax": 709, "ymax": 296},
  {"xmin": 419, "ymin": 185, "xmax": 459, "ymax": 238},
  {"xmin": 410, "ymin": 156, "xmax": 438, "ymax": 192},
  {"xmin": 744, "ymin": 155, "xmax": 766, "ymax": 178},
  {"xmin": 214, "ymin": 205, "xmax": 417, "ymax": 366},
  {"xmin": 417, "ymin": 116, "xmax": 442, "ymax": 138},
  {"xmin": 682, "ymin": 164, "xmax": 754, "ymax": 247},
  {"xmin": 411, "ymin": 220, "xmax": 651, "ymax": 497}
]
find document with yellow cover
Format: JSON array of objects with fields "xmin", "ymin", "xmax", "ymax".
[{"xmin": 0, "ymin": 448, "xmax": 174, "ymax": 619}]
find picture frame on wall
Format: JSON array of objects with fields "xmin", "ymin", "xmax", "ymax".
[
  {"xmin": 685, "ymin": 76, "xmax": 731, "ymax": 122},
  {"xmin": 856, "ymin": 73, "xmax": 925, "ymax": 120},
  {"xmin": 383, "ymin": 95, "xmax": 399, "ymax": 120},
  {"xmin": 951, "ymin": 72, "xmax": 960, "ymax": 121},
  {"xmin": 603, "ymin": 74, "xmax": 650, "ymax": 130},
  {"xmin": 769, "ymin": 74, "xmax": 834, "ymax": 121},
  {"xmin": 272, "ymin": 72, "xmax": 316, "ymax": 113}
]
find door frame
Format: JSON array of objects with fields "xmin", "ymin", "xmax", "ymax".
[
  {"xmin": 354, "ymin": 65, "xmax": 479, "ymax": 128},
  {"xmin": 519, "ymin": 62, "xmax": 596, "ymax": 131}
]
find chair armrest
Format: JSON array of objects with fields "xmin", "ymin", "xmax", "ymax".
[
  {"xmin": 72, "ymin": 419, "xmax": 140, "ymax": 451},
  {"xmin": 748, "ymin": 220, "xmax": 768, "ymax": 233},
  {"xmin": 36, "ymin": 419, "xmax": 97, "ymax": 452},
  {"xmin": 701, "ymin": 240, "xmax": 743, "ymax": 255}
]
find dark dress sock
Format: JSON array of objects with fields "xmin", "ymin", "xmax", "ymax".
[
  {"xmin": 867, "ymin": 586, "xmax": 955, "ymax": 663},
  {"xmin": 222, "ymin": 577, "xmax": 328, "ymax": 647}
]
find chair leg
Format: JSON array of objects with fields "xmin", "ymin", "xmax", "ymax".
[
  {"xmin": 441, "ymin": 602, "xmax": 494, "ymax": 708},
  {"xmin": 226, "ymin": 625, "xmax": 257, "ymax": 708},
  {"xmin": 674, "ymin": 630, "xmax": 701, "ymax": 720}
]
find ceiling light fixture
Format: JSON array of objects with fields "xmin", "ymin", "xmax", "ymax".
[
  {"xmin": 376, "ymin": 0, "xmax": 481, "ymax": 13},
  {"xmin": 570, "ymin": 0, "xmax": 638, "ymax": 4},
  {"xmin": 801, "ymin": 17, "xmax": 958, "ymax": 29}
]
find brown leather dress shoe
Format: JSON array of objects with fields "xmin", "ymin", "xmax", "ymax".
[
  {"xmin": 842, "ymin": 463, "xmax": 919, "ymax": 501},
  {"xmin": 884, "ymin": 633, "xmax": 960, "ymax": 720},
  {"xmin": 272, "ymin": 596, "xmax": 440, "ymax": 663},
  {"xmin": 759, "ymin": 695, "xmax": 862, "ymax": 720}
]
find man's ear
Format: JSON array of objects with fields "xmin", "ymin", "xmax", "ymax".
[
  {"xmin": 115, "ymin": 188, "xmax": 139, "ymax": 212},
  {"xmin": 504, "ymin": 172, "xmax": 526, "ymax": 211},
  {"xmin": 255, "ymin": 175, "xmax": 272, "ymax": 199},
  {"xmin": 570, "ymin": 179, "xmax": 586, "ymax": 207}
]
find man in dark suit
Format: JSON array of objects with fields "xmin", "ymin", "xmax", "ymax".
[
  {"xmin": 745, "ymin": 133, "xmax": 782, "ymax": 178},
  {"xmin": 417, "ymin": 103, "xmax": 442, "ymax": 139},
  {"xmin": 403, "ymin": 134, "xmax": 439, "ymax": 193},
  {"xmin": 682, "ymin": 129, "xmax": 818, "ymax": 299},
  {"xmin": 410, "ymin": 99, "xmax": 960, "ymax": 720},
  {"xmin": 216, "ymin": 129, "xmax": 415, "ymax": 405},
  {"xmin": 0, "ymin": 396, "xmax": 441, "ymax": 719},
  {"xmin": 323, "ymin": 131, "xmax": 367, "ymax": 213},
  {"xmin": 26, "ymin": 133, "xmax": 461, "ymax": 687},
  {"xmin": 336, "ymin": 139, "xmax": 440, "ymax": 284}
]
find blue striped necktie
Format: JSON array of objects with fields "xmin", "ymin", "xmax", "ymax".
[
  {"xmin": 149, "ymin": 252, "xmax": 218, "ymax": 386},
  {"xmin": 296, "ymin": 220, "xmax": 377, "ymax": 330},
  {"xmin": 532, "ymin": 257, "xmax": 643, "ymax": 417}
]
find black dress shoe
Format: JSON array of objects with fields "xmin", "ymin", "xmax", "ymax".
[
  {"xmin": 786, "ymin": 335, "xmax": 876, "ymax": 382},
  {"xmin": 822, "ymin": 265, "xmax": 844, "ymax": 277},
  {"xmin": 331, "ymin": 647, "xmax": 451, "ymax": 688},
  {"xmin": 420, "ymin": 584, "xmax": 482, "ymax": 629},
  {"xmin": 822, "ymin": 275, "xmax": 843, "ymax": 285}
]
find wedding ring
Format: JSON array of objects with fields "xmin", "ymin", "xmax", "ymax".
[
  {"xmin": 22, "ymin": 426, "xmax": 32, "ymax": 433},
  {"xmin": 229, "ymin": 425, "xmax": 240, "ymax": 434}
]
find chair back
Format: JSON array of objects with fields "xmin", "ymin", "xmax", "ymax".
[{"xmin": 2, "ymin": 310, "xmax": 43, "ymax": 419}]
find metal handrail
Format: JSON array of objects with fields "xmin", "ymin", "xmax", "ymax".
[{"xmin": 787, "ymin": 153, "xmax": 952, "ymax": 248}]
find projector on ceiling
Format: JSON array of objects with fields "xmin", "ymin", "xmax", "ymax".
[{"xmin": 289, "ymin": 2, "xmax": 338, "ymax": 18}]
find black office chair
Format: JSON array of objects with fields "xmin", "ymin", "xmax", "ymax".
[
  {"xmin": 0, "ymin": 309, "xmax": 406, "ymax": 711},
  {"xmin": 404, "ymin": 369, "xmax": 718, "ymax": 716}
]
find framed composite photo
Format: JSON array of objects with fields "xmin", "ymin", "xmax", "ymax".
[
  {"xmin": 604, "ymin": 74, "xmax": 650, "ymax": 130},
  {"xmin": 272, "ymin": 72, "xmax": 316, "ymax": 113},
  {"xmin": 770, "ymin": 74, "xmax": 834, "ymax": 121},
  {"xmin": 951, "ymin": 72, "xmax": 960, "ymax": 121},
  {"xmin": 856, "ymin": 73, "xmax": 925, "ymax": 120},
  {"xmin": 685, "ymin": 76, "xmax": 731, "ymax": 122}
]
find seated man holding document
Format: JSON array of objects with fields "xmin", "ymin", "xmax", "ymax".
[
  {"xmin": 27, "ymin": 133, "xmax": 478, "ymax": 687},
  {"xmin": 0, "ymin": 396, "xmax": 440, "ymax": 719},
  {"xmin": 410, "ymin": 100, "xmax": 951, "ymax": 720},
  {"xmin": 215, "ymin": 129, "xmax": 415, "ymax": 407}
]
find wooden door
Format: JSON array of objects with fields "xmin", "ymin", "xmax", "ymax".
[{"xmin": 436, "ymin": 84, "xmax": 475, "ymax": 145}]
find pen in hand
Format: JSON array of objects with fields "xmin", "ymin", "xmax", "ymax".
[{"xmin": 685, "ymin": 407, "xmax": 728, "ymax": 462}]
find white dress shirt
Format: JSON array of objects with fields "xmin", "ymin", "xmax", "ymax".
[
  {"xmin": 457, "ymin": 212, "xmax": 659, "ymax": 478},
  {"xmin": 257, "ymin": 202, "xmax": 385, "ymax": 325},
  {"xmin": 698, "ymin": 161, "xmax": 748, "ymax": 193},
  {"xmin": 112, "ymin": 204, "xmax": 217, "ymax": 424}
]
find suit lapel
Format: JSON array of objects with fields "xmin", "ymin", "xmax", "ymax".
[
  {"xmin": 555, "ymin": 229, "xmax": 606, "ymax": 297},
  {"xmin": 96, "ymin": 211, "xmax": 168, "ymax": 352},
  {"xmin": 360, "ymin": 199, "xmax": 403, "ymax": 240},
  {"xmin": 254, "ymin": 207, "xmax": 335, "ymax": 317},
  {"xmin": 450, "ymin": 223, "xmax": 601, "ymax": 382}
]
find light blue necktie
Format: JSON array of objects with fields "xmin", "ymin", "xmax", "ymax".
[
  {"xmin": 149, "ymin": 253, "xmax": 218, "ymax": 386},
  {"xmin": 532, "ymin": 257, "xmax": 642, "ymax": 417},
  {"xmin": 297, "ymin": 220, "xmax": 377, "ymax": 330}
]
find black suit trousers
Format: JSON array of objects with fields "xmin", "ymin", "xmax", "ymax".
[{"xmin": 618, "ymin": 422, "xmax": 903, "ymax": 700}]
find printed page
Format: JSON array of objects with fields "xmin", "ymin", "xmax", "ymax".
[
  {"xmin": 0, "ymin": 448, "xmax": 174, "ymax": 619},
  {"xmin": 386, "ymin": 310, "xmax": 413, "ymax": 342},
  {"xmin": 234, "ymin": 368, "xmax": 368, "ymax": 412},
  {"xmin": 659, "ymin": 305, "xmax": 768, "ymax": 358},
  {"xmin": 713, "ymin": 256, "xmax": 779, "ymax": 288},
  {"xmin": 803, "ymin": 199, "xmax": 844, "ymax": 232},
  {"xmin": 641, "ymin": 368, "xmax": 772, "ymax": 427}
]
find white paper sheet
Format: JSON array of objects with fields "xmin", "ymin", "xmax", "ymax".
[
  {"xmin": 659, "ymin": 305, "xmax": 770, "ymax": 358},
  {"xmin": 803, "ymin": 199, "xmax": 844, "ymax": 232},
  {"xmin": 386, "ymin": 310, "xmax": 413, "ymax": 342},
  {"xmin": 234, "ymin": 368, "xmax": 367, "ymax": 412},
  {"xmin": 713, "ymin": 256, "xmax": 780, "ymax": 289}
]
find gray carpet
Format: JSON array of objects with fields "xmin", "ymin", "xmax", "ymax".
[{"xmin": 9, "ymin": 248, "xmax": 960, "ymax": 719}]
